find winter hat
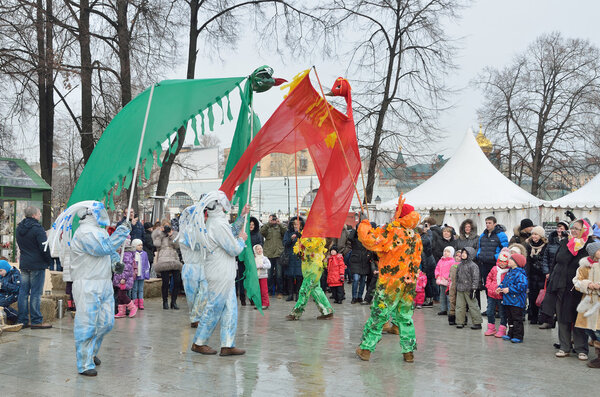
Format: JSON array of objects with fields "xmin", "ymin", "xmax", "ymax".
[
  {"xmin": 330, "ymin": 245, "xmax": 339, "ymax": 253},
  {"xmin": 400, "ymin": 203, "xmax": 414, "ymax": 218},
  {"xmin": 510, "ymin": 253, "xmax": 526, "ymax": 268},
  {"xmin": 586, "ymin": 241, "xmax": 600, "ymax": 258},
  {"xmin": 131, "ymin": 239, "xmax": 143, "ymax": 247},
  {"xmin": 497, "ymin": 247, "xmax": 511, "ymax": 262},
  {"xmin": 557, "ymin": 221, "xmax": 569, "ymax": 230},
  {"xmin": 520, "ymin": 218, "xmax": 534, "ymax": 230},
  {"xmin": 253, "ymin": 244, "xmax": 263, "ymax": 255},
  {"xmin": 0, "ymin": 260, "xmax": 11, "ymax": 273},
  {"xmin": 443, "ymin": 246, "xmax": 455, "ymax": 257},
  {"xmin": 143, "ymin": 222, "xmax": 153, "ymax": 230},
  {"xmin": 531, "ymin": 226, "xmax": 545, "ymax": 238}
]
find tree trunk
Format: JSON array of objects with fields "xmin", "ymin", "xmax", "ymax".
[
  {"xmin": 154, "ymin": 0, "xmax": 198, "ymax": 198},
  {"xmin": 365, "ymin": 100, "xmax": 389, "ymax": 203},
  {"xmin": 37, "ymin": 0, "xmax": 54, "ymax": 229},
  {"xmin": 116, "ymin": 0, "xmax": 139, "ymax": 213},
  {"xmin": 79, "ymin": 0, "xmax": 94, "ymax": 163}
]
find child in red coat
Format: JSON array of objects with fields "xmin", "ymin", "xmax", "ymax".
[
  {"xmin": 485, "ymin": 247, "xmax": 510, "ymax": 337},
  {"xmin": 415, "ymin": 270, "xmax": 427, "ymax": 309},
  {"xmin": 327, "ymin": 246, "xmax": 346, "ymax": 304}
]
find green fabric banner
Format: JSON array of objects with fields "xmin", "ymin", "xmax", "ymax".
[
  {"xmin": 223, "ymin": 79, "xmax": 262, "ymax": 313},
  {"xmin": 68, "ymin": 77, "xmax": 245, "ymax": 206}
]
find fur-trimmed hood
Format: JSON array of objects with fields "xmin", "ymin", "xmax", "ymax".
[
  {"xmin": 508, "ymin": 243, "xmax": 527, "ymax": 256},
  {"xmin": 459, "ymin": 219, "xmax": 478, "ymax": 239}
]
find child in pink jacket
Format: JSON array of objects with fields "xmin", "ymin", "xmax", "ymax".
[
  {"xmin": 415, "ymin": 270, "xmax": 427, "ymax": 309},
  {"xmin": 484, "ymin": 247, "xmax": 510, "ymax": 337},
  {"xmin": 435, "ymin": 246, "xmax": 455, "ymax": 315}
]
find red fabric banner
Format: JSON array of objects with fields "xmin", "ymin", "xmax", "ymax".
[{"xmin": 220, "ymin": 71, "xmax": 360, "ymax": 238}]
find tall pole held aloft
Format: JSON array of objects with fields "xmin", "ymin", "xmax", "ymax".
[
  {"xmin": 242, "ymin": 100, "xmax": 255, "ymax": 231},
  {"xmin": 120, "ymin": 83, "xmax": 155, "ymax": 261}
]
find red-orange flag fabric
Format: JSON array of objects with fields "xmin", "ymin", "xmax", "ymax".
[{"xmin": 220, "ymin": 70, "xmax": 361, "ymax": 238}]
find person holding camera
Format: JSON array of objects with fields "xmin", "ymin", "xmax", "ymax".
[
  {"xmin": 152, "ymin": 221, "xmax": 182, "ymax": 310},
  {"xmin": 117, "ymin": 209, "xmax": 145, "ymax": 241},
  {"xmin": 260, "ymin": 214, "xmax": 286, "ymax": 297}
]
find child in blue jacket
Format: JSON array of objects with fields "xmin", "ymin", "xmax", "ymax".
[
  {"xmin": 497, "ymin": 253, "xmax": 528, "ymax": 343},
  {"xmin": 0, "ymin": 260, "xmax": 21, "ymax": 322}
]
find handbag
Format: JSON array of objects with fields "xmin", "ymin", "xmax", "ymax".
[
  {"xmin": 278, "ymin": 251, "xmax": 289, "ymax": 268},
  {"xmin": 535, "ymin": 279, "xmax": 547, "ymax": 307}
]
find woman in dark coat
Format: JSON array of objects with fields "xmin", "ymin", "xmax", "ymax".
[
  {"xmin": 142, "ymin": 222, "xmax": 155, "ymax": 269},
  {"xmin": 235, "ymin": 216, "xmax": 264, "ymax": 306},
  {"xmin": 283, "ymin": 216, "xmax": 304, "ymax": 301},
  {"xmin": 525, "ymin": 226, "xmax": 548, "ymax": 324},
  {"xmin": 418, "ymin": 227, "xmax": 436, "ymax": 306},
  {"xmin": 539, "ymin": 222, "xmax": 569, "ymax": 328},
  {"xmin": 547, "ymin": 219, "xmax": 593, "ymax": 358},
  {"xmin": 347, "ymin": 224, "xmax": 373, "ymax": 303},
  {"xmin": 455, "ymin": 219, "xmax": 478, "ymax": 251}
]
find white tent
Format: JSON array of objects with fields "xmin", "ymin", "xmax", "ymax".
[
  {"xmin": 375, "ymin": 131, "xmax": 545, "ymax": 233},
  {"xmin": 543, "ymin": 173, "xmax": 600, "ymax": 223}
]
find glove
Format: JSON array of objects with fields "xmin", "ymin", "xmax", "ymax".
[
  {"xmin": 564, "ymin": 210, "xmax": 575, "ymax": 221},
  {"xmin": 469, "ymin": 290, "xmax": 476, "ymax": 300},
  {"xmin": 113, "ymin": 261, "xmax": 125, "ymax": 274},
  {"xmin": 121, "ymin": 220, "xmax": 132, "ymax": 231}
]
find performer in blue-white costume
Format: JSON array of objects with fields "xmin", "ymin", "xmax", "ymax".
[
  {"xmin": 47, "ymin": 201, "xmax": 130, "ymax": 376},
  {"xmin": 178, "ymin": 204, "xmax": 209, "ymax": 328},
  {"xmin": 183, "ymin": 190, "xmax": 248, "ymax": 356}
]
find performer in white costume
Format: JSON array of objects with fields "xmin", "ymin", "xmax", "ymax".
[
  {"xmin": 178, "ymin": 204, "xmax": 209, "ymax": 328},
  {"xmin": 48, "ymin": 201, "xmax": 130, "ymax": 376},
  {"xmin": 185, "ymin": 191, "xmax": 249, "ymax": 356}
]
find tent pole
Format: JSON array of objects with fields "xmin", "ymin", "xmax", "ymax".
[{"xmin": 120, "ymin": 84, "xmax": 155, "ymax": 261}]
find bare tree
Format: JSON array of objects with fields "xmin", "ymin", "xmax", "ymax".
[
  {"xmin": 154, "ymin": 0, "xmax": 327, "ymax": 199},
  {"xmin": 321, "ymin": 0, "xmax": 464, "ymax": 203},
  {"xmin": 477, "ymin": 32, "xmax": 600, "ymax": 197}
]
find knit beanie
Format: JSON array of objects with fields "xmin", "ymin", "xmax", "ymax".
[
  {"xmin": 330, "ymin": 245, "xmax": 339, "ymax": 253},
  {"xmin": 497, "ymin": 247, "xmax": 511, "ymax": 262},
  {"xmin": 510, "ymin": 253, "xmax": 526, "ymax": 268},
  {"xmin": 0, "ymin": 260, "xmax": 11, "ymax": 273},
  {"xmin": 444, "ymin": 246, "xmax": 455, "ymax": 257},
  {"xmin": 520, "ymin": 218, "xmax": 534, "ymax": 230},
  {"xmin": 131, "ymin": 239, "xmax": 143, "ymax": 247},
  {"xmin": 531, "ymin": 226, "xmax": 545, "ymax": 238},
  {"xmin": 586, "ymin": 241, "xmax": 600, "ymax": 258}
]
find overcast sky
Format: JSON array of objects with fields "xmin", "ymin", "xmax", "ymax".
[
  {"xmin": 163, "ymin": 0, "xmax": 600, "ymax": 161},
  {"xmin": 14, "ymin": 0, "xmax": 600, "ymax": 164}
]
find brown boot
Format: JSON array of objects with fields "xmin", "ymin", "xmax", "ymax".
[
  {"xmin": 317, "ymin": 313, "xmax": 333, "ymax": 320},
  {"xmin": 220, "ymin": 347, "xmax": 246, "ymax": 356},
  {"xmin": 593, "ymin": 340, "xmax": 600, "ymax": 349},
  {"xmin": 387, "ymin": 324, "xmax": 400, "ymax": 335},
  {"xmin": 191, "ymin": 344, "xmax": 217, "ymax": 355},
  {"xmin": 285, "ymin": 314, "xmax": 298, "ymax": 321},
  {"xmin": 382, "ymin": 321, "xmax": 393, "ymax": 333},
  {"xmin": 355, "ymin": 347, "xmax": 371, "ymax": 361},
  {"xmin": 190, "ymin": 322, "xmax": 198, "ymax": 328},
  {"xmin": 403, "ymin": 352, "xmax": 414, "ymax": 363}
]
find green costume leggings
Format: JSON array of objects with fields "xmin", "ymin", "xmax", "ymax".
[
  {"xmin": 359, "ymin": 285, "xmax": 416, "ymax": 353},
  {"xmin": 289, "ymin": 269, "xmax": 333, "ymax": 319}
]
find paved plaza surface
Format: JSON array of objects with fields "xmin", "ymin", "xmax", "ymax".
[{"xmin": 1, "ymin": 286, "xmax": 598, "ymax": 396}]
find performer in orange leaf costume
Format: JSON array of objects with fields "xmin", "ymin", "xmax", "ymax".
[{"xmin": 355, "ymin": 195, "xmax": 423, "ymax": 362}]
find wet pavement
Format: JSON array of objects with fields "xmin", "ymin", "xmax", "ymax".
[{"xmin": 1, "ymin": 286, "xmax": 598, "ymax": 396}]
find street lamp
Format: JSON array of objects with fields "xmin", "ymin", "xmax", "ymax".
[{"xmin": 283, "ymin": 176, "xmax": 291, "ymax": 219}]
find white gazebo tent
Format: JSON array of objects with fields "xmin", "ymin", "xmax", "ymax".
[
  {"xmin": 543, "ymin": 173, "xmax": 600, "ymax": 223},
  {"xmin": 375, "ymin": 130, "xmax": 544, "ymax": 235}
]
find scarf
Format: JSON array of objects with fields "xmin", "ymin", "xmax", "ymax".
[
  {"xmin": 254, "ymin": 255, "xmax": 264, "ymax": 269},
  {"xmin": 567, "ymin": 220, "xmax": 591, "ymax": 256},
  {"xmin": 135, "ymin": 251, "xmax": 142, "ymax": 277},
  {"xmin": 529, "ymin": 239, "xmax": 546, "ymax": 257},
  {"xmin": 496, "ymin": 266, "xmax": 509, "ymax": 285}
]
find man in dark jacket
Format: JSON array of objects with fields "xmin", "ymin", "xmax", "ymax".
[
  {"xmin": 260, "ymin": 214, "xmax": 286, "ymax": 296},
  {"xmin": 539, "ymin": 221, "xmax": 569, "ymax": 329},
  {"xmin": 476, "ymin": 216, "xmax": 508, "ymax": 305},
  {"xmin": 16, "ymin": 206, "xmax": 53, "ymax": 328},
  {"xmin": 509, "ymin": 218, "xmax": 534, "ymax": 245},
  {"xmin": 142, "ymin": 222, "xmax": 155, "ymax": 268},
  {"xmin": 116, "ymin": 209, "xmax": 144, "ymax": 241}
]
